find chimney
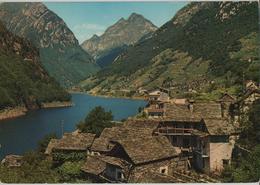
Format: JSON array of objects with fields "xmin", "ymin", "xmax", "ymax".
[{"xmin": 188, "ymin": 99, "xmax": 195, "ymax": 113}]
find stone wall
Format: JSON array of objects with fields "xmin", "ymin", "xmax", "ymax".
[
  {"xmin": 129, "ymin": 157, "xmax": 188, "ymax": 182},
  {"xmin": 209, "ymin": 136, "xmax": 235, "ymax": 173}
]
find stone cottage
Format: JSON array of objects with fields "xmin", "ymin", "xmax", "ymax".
[
  {"xmin": 45, "ymin": 131, "xmax": 96, "ymax": 162},
  {"xmin": 81, "ymin": 135, "xmax": 188, "ymax": 183},
  {"xmin": 192, "ymin": 118, "xmax": 237, "ymax": 173}
]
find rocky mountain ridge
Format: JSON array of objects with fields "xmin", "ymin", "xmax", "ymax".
[
  {"xmin": 80, "ymin": 2, "xmax": 259, "ymax": 100},
  {"xmin": 81, "ymin": 13, "xmax": 157, "ymax": 67},
  {"xmin": 0, "ymin": 2, "xmax": 100, "ymax": 87},
  {"xmin": 0, "ymin": 20, "xmax": 70, "ymax": 110}
]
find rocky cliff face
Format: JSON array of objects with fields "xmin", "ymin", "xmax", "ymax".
[
  {"xmin": 0, "ymin": 21, "xmax": 70, "ymax": 110},
  {"xmin": 0, "ymin": 22, "xmax": 40, "ymax": 68},
  {"xmin": 81, "ymin": 13, "xmax": 157, "ymax": 67},
  {"xmin": 81, "ymin": 2, "xmax": 259, "ymax": 99},
  {"xmin": 0, "ymin": 2, "xmax": 99, "ymax": 87}
]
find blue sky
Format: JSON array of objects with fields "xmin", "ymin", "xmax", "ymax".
[{"xmin": 45, "ymin": 2, "xmax": 187, "ymax": 44}]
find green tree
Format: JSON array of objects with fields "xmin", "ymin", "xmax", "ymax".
[
  {"xmin": 222, "ymin": 145, "xmax": 260, "ymax": 182},
  {"xmin": 222, "ymin": 99, "xmax": 260, "ymax": 182},
  {"xmin": 37, "ymin": 133, "xmax": 57, "ymax": 153},
  {"xmin": 57, "ymin": 161, "xmax": 86, "ymax": 182},
  {"xmin": 77, "ymin": 106, "xmax": 113, "ymax": 136},
  {"xmin": 0, "ymin": 151, "xmax": 59, "ymax": 183}
]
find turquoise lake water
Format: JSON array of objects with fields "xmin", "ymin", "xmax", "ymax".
[{"xmin": 0, "ymin": 93, "xmax": 147, "ymax": 159}]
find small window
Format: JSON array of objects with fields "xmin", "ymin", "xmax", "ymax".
[
  {"xmin": 117, "ymin": 171, "xmax": 122, "ymax": 179},
  {"xmin": 159, "ymin": 166, "xmax": 168, "ymax": 175},
  {"xmin": 223, "ymin": 159, "xmax": 230, "ymax": 166},
  {"xmin": 172, "ymin": 136, "xmax": 177, "ymax": 145},
  {"xmin": 202, "ymin": 158, "xmax": 205, "ymax": 168},
  {"xmin": 116, "ymin": 169, "xmax": 124, "ymax": 180}
]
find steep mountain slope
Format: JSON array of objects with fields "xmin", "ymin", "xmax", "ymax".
[
  {"xmin": 0, "ymin": 21, "xmax": 70, "ymax": 110},
  {"xmin": 0, "ymin": 2, "xmax": 100, "ymax": 87},
  {"xmin": 81, "ymin": 13, "xmax": 157, "ymax": 67},
  {"xmin": 81, "ymin": 2, "xmax": 259, "ymax": 100}
]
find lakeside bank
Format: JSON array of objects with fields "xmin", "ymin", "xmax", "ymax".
[
  {"xmin": 0, "ymin": 101, "xmax": 73, "ymax": 121},
  {"xmin": 68, "ymin": 90, "xmax": 146, "ymax": 101},
  {"xmin": 0, "ymin": 93, "xmax": 147, "ymax": 159}
]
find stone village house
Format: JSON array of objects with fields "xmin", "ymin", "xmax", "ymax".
[
  {"xmin": 82, "ymin": 136, "xmax": 187, "ymax": 183},
  {"xmin": 45, "ymin": 119, "xmax": 223, "ymax": 182},
  {"xmin": 82, "ymin": 120, "xmax": 190, "ymax": 182},
  {"xmin": 143, "ymin": 92, "xmax": 238, "ymax": 174},
  {"xmin": 45, "ymin": 130, "xmax": 96, "ymax": 162},
  {"xmin": 1, "ymin": 155, "xmax": 23, "ymax": 168},
  {"xmin": 45, "ymin": 85, "xmax": 260, "ymax": 182},
  {"xmin": 143, "ymin": 85, "xmax": 260, "ymax": 174},
  {"xmin": 46, "ymin": 120, "xmax": 192, "ymax": 182}
]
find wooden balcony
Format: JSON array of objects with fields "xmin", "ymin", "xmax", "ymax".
[{"xmin": 154, "ymin": 127, "xmax": 194, "ymax": 135}]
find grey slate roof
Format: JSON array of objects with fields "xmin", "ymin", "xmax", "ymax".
[
  {"xmin": 203, "ymin": 118, "xmax": 236, "ymax": 135},
  {"xmin": 113, "ymin": 135, "xmax": 179, "ymax": 165}
]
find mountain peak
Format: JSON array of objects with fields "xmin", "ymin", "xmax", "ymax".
[
  {"xmin": 0, "ymin": 2, "xmax": 99, "ymax": 87},
  {"xmin": 117, "ymin": 17, "xmax": 126, "ymax": 23},
  {"xmin": 91, "ymin": 34, "xmax": 99, "ymax": 40},
  {"xmin": 128, "ymin": 13, "xmax": 144, "ymax": 21},
  {"xmin": 81, "ymin": 13, "xmax": 157, "ymax": 61}
]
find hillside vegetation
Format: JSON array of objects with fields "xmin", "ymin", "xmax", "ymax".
[
  {"xmin": 0, "ymin": 2, "xmax": 99, "ymax": 87},
  {"xmin": 80, "ymin": 2, "xmax": 259, "ymax": 100},
  {"xmin": 0, "ymin": 21, "xmax": 70, "ymax": 110}
]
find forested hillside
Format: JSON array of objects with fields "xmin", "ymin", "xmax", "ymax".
[
  {"xmin": 0, "ymin": 21, "xmax": 70, "ymax": 110},
  {"xmin": 0, "ymin": 2, "xmax": 99, "ymax": 87},
  {"xmin": 81, "ymin": 2, "xmax": 259, "ymax": 100}
]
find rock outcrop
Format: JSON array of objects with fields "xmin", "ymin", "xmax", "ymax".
[
  {"xmin": 81, "ymin": 2, "xmax": 259, "ymax": 99},
  {"xmin": 0, "ymin": 2, "xmax": 100, "ymax": 86},
  {"xmin": 81, "ymin": 13, "xmax": 157, "ymax": 67},
  {"xmin": 0, "ymin": 20, "xmax": 70, "ymax": 111}
]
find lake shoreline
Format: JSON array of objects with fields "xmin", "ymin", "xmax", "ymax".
[
  {"xmin": 68, "ymin": 90, "xmax": 146, "ymax": 101},
  {"xmin": 0, "ymin": 93, "xmax": 146, "ymax": 159},
  {"xmin": 0, "ymin": 106, "xmax": 28, "ymax": 121},
  {"xmin": 41, "ymin": 101, "xmax": 74, "ymax": 109},
  {"xmin": 0, "ymin": 101, "xmax": 73, "ymax": 121}
]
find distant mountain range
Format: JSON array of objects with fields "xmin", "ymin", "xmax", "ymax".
[
  {"xmin": 81, "ymin": 13, "xmax": 157, "ymax": 68},
  {"xmin": 0, "ymin": 21, "xmax": 70, "ymax": 110},
  {"xmin": 0, "ymin": 2, "xmax": 100, "ymax": 87},
  {"xmin": 81, "ymin": 2, "xmax": 259, "ymax": 100}
]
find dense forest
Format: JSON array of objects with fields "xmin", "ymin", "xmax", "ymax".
[
  {"xmin": 0, "ymin": 21, "xmax": 70, "ymax": 110},
  {"xmin": 222, "ymin": 99, "xmax": 260, "ymax": 182},
  {"xmin": 0, "ymin": 3, "xmax": 100, "ymax": 87}
]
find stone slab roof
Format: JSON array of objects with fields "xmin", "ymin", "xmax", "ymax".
[
  {"xmin": 203, "ymin": 118, "xmax": 236, "ymax": 135},
  {"xmin": 1, "ymin": 155, "xmax": 23, "ymax": 167},
  {"xmin": 81, "ymin": 155, "xmax": 106, "ymax": 175},
  {"xmin": 237, "ymin": 89, "xmax": 260, "ymax": 104},
  {"xmin": 52, "ymin": 132, "xmax": 96, "ymax": 151},
  {"xmin": 146, "ymin": 108, "xmax": 164, "ymax": 113},
  {"xmin": 91, "ymin": 120, "xmax": 160, "ymax": 152},
  {"xmin": 130, "ymin": 171, "xmax": 184, "ymax": 183},
  {"xmin": 45, "ymin": 139, "xmax": 59, "ymax": 155},
  {"xmin": 98, "ymin": 155, "xmax": 130, "ymax": 169},
  {"xmin": 219, "ymin": 93, "xmax": 236, "ymax": 102},
  {"xmin": 113, "ymin": 135, "xmax": 179, "ymax": 165},
  {"xmin": 164, "ymin": 102, "xmax": 222, "ymax": 120}
]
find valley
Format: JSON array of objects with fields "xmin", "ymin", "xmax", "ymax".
[
  {"xmin": 80, "ymin": 2, "xmax": 259, "ymax": 102},
  {"xmin": 0, "ymin": 1, "xmax": 259, "ymax": 183},
  {"xmin": 0, "ymin": 2, "xmax": 99, "ymax": 87},
  {"xmin": 0, "ymin": 20, "xmax": 71, "ymax": 120}
]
